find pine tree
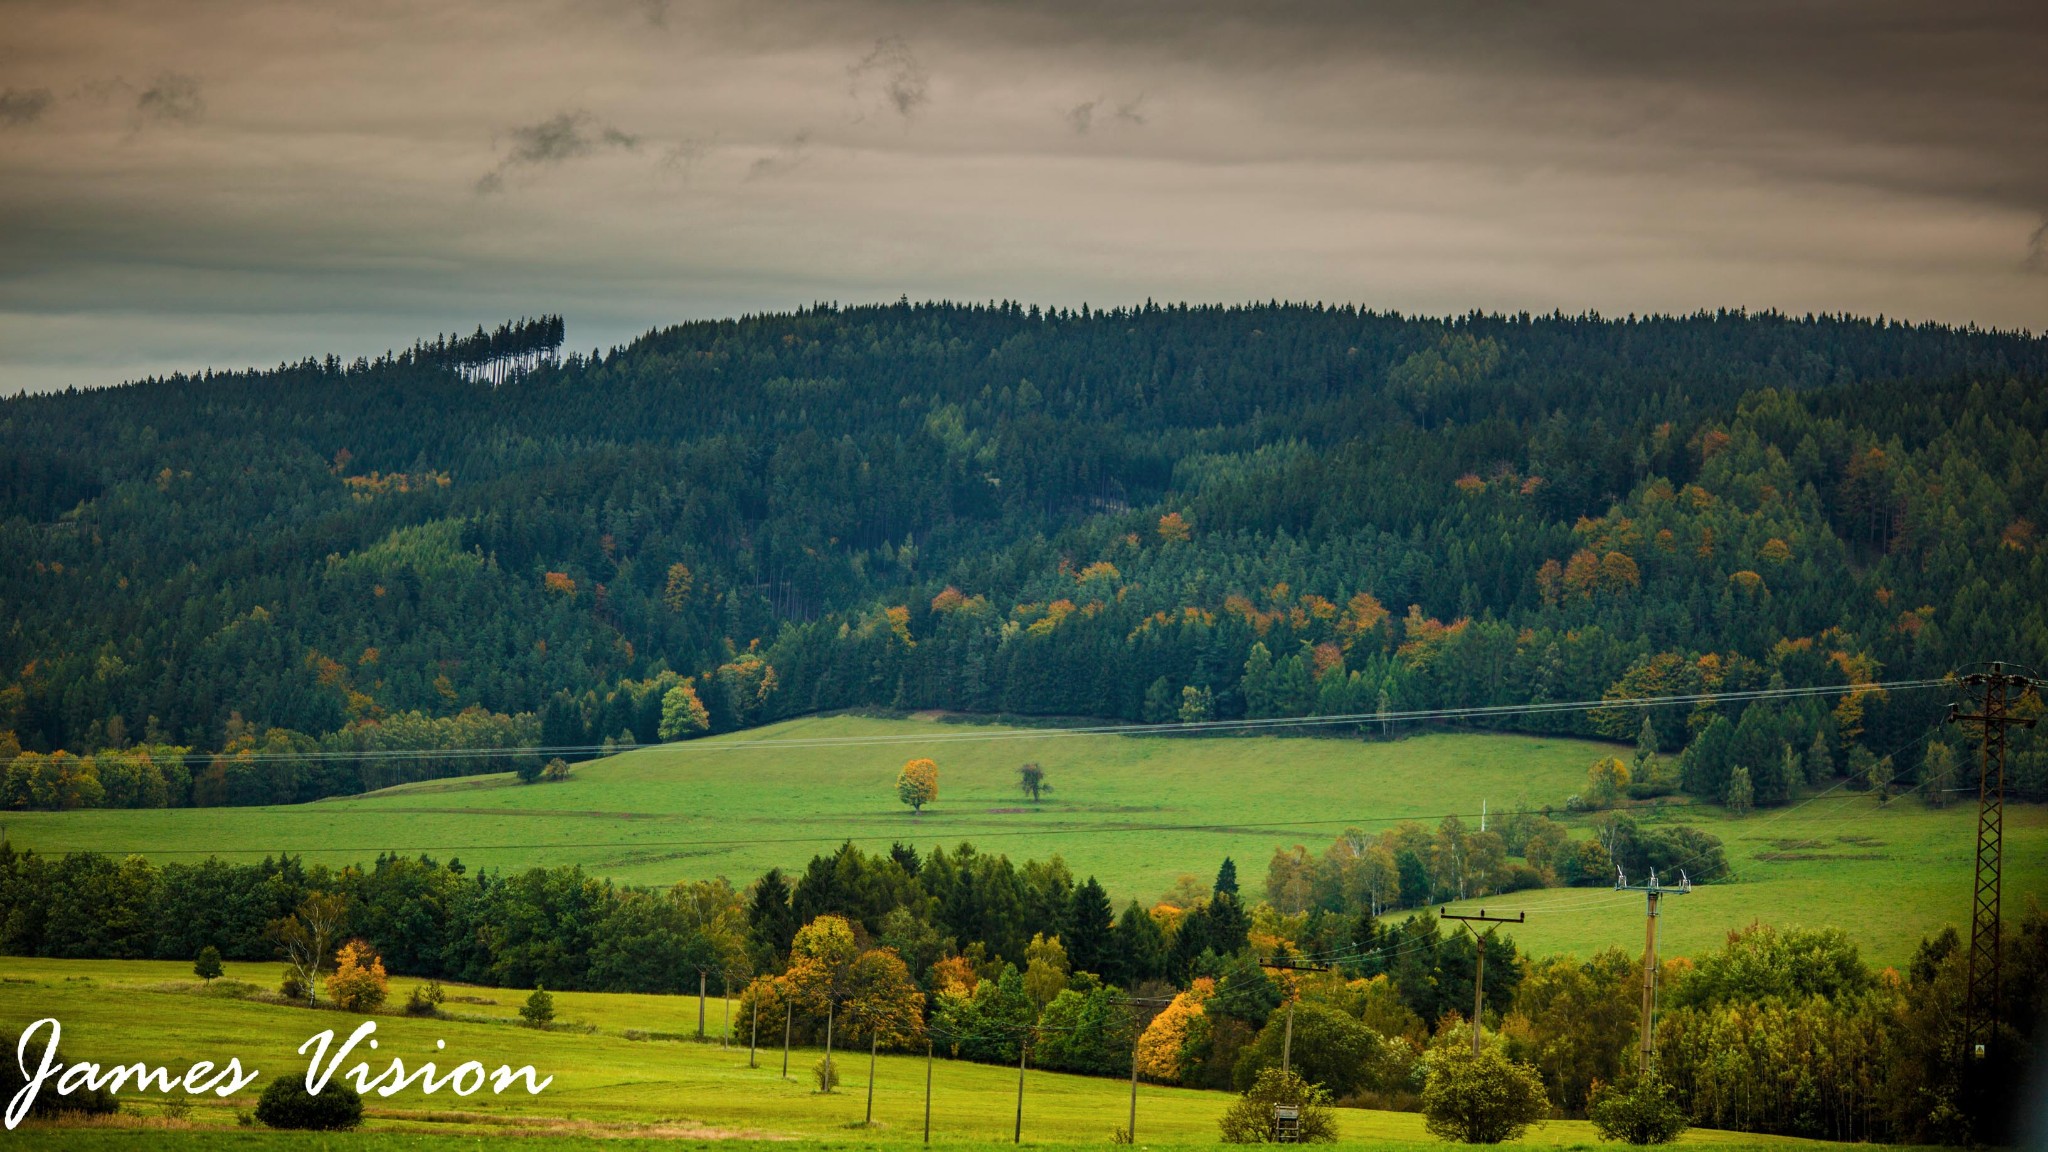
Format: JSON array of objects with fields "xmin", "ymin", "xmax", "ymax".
[{"xmin": 1064, "ymin": 878, "xmax": 1115, "ymax": 977}]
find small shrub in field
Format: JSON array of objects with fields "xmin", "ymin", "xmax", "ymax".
[
  {"xmin": 1420, "ymin": 1046, "xmax": 1549, "ymax": 1144},
  {"xmin": 0, "ymin": 1027, "xmax": 118, "ymax": 1119},
  {"xmin": 1589, "ymin": 1073, "xmax": 1689, "ymax": 1144},
  {"xmin": 521, "ymin": 984, "xmax": 556, "ymax": 1027},
  {"xmin": 279, "ymin": 968, "xmax": 310, "ymax": 1002},
  {"xmin": 253, "ymin": 1076, "xmax": 362, "ymax": 1131},
  {"xmin": 1218, "ymin": 1067, "xmax": 1337, "ymax": 1143},
  {"xmin": 405, "ymin": 980, "xmax": 447, "ymax": 1017},
  {"xmin": 193, "ymin": 945, "xmax": 223, "ymax": 985},
  {"xmin": 324, "ymin": 940, "xmax": 388, "ymax": 1012},
  {"xmin": 813, "ymin": 1055, "xmax": 840, "ymax": 1093}
]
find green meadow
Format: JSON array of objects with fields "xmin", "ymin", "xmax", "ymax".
[
  {"xmin": 1, "ymin": 958, "xmax": 1893, "ymax": 1149},
  {"xmin": 4, "ymin": 715, "xmax": 2043, "ymax": 966}
]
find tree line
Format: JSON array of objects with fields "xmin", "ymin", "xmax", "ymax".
[
  {"xmin": 4, "ymin": 303, "xmax": 2046, "ymax": 815},
  {"xmin": 0, "ymin": 836, "xmax": 2037, "ymax": 1144}
]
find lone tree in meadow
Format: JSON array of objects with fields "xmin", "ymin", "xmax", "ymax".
[
  {"xmin": 897, "ymin": 758, "xmax": 938, "ymax": 815},
  {"xmin": 521, "ymin": 984, "xmax": 556, "ymax": 1028},
  {"xmin": 193, "ymin": 945, "xmax": 223, "ymax": 986},
  {"xmin": 1017, "ymin": 762, "xmax": 1051, "ymax": 803}
]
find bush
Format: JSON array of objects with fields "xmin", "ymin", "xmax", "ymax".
[
  {"xmin": 1420, "ymin": 1047, "xmax": 1550, "ymax": 1144},
  {"xmin": 1219, "ymin": 1067, "xmax": 1338, "ymax": 1143},
  {"xmin": 0, "ymin": 1026, "xmax": 119, "ymax": 1120},
  {"xmin": 279, "ymin": 968, "xmax": 310, "ymax": 1002},
  {"xmin": 813, "ymin": 1055, "xmax": 840, "ymax": 1093},
  {"xmin": 405, "ymin": 980, "xmax": 446, "ymax": 1017},
  {"xmin": 193, "ymin": 945, "xmax": 223, "ymax": 985},
  {"xmin": 1589, "ymin": 1073, "xmax": 1689, "ymax": 1144},
  {"xmin": 521, "ymin": 984, "xmax": 555, "ymax": 1027},
  {"xmin": 324, "ymin": 940, "xmax": 388, "ymax": 1012},
  {"xmin": 253, "ymin": 1075, "xmax": 363, "ymax": 1131}
]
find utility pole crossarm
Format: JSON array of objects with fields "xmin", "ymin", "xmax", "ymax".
[
  {"xmin": 1440, "ymin": 908, "xmax": 1526, "ymax": 1055},
  {"xmin": 1614, "ymin": 868, "xmax": 1689, "ymax": 1075}
]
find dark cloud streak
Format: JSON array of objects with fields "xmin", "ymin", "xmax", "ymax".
[
  {"xmin": 0, "ymin": 86, "xmax": 53, "ymax": 126},
  {"xmin": 477, "ymin": 111, "xmax": 640, "ymax": 194},
  {"xmin": 848, "ymin": 36, "xmax": 928, "ymax": 120},
  {"xmin": 133, "ymin": 72, "xmax": 202, "ymax": 125}
]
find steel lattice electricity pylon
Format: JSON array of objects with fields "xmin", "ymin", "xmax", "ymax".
[{"xmin": 1946, "ymin": 663, "xmax": 2044, "ymax": 1074}]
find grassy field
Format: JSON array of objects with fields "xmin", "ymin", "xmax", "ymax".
[
  {"xmin": 3, "ymin": 715, "xmax": 2043, "ymax": 966},
  {"xmin": 0, "ymin": 716, "xmax": 1600, "ymax": 897},
  {"xmin": 1, "ymin": 959, "xmax": 1893, "ymax": 1149},
  {"xmin": 1440, "ymin": 790, "xmax": 2048, "ymax": 966}
]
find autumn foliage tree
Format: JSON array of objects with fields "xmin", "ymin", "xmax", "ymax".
[
  {"xmin": 659, "ymin": 681, "xmax": 710, "ymax": 741},
  {"xmin": 897, "ymin": 757, "xmax": 938, "ymax": 814},
  {"xmin": 325, "ymin": 939, "xmax": 389, "ymax": 1012}
]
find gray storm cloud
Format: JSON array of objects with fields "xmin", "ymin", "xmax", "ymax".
[{"xmin": 0, "ymin": 0, "xmax": 2043, "ymax": 393}]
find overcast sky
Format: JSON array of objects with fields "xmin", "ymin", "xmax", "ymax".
[{"xmin": 2, "ymin": 0, "xmax": 2045, "ymax": 393}]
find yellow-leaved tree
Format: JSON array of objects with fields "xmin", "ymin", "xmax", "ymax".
[
  {"xmin": 325, "ymin": 939, "xmax": 388, "ymax": 1012},
  {"xmin": 897, "ymin": 758, "xmax": 938, "ymax": 815},
  {"xmin": 1135, "ymin": 977, "xmax": 1213, "ymax": 1081},
  {"xmin": 1585, "ymin": 756, "xmax": 1631, "ymax": 808},
  {"xmin": 781, "ymin": 915, "xmax": 862, "ymax": 1092}
]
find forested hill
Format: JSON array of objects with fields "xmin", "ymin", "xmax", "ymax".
[{"xmin": 5, "ymin": 302, "xmax": 2048, "ymax": 808}]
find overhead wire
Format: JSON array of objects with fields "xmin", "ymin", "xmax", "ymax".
[{"xmin": 1, "ymin": 676, "xmax": 1951, "ymax": 767}]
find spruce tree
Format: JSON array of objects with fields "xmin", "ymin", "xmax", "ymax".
[{"xmin": 1214, "ymin": 857, "xmax": 1239, "ymax": 896}]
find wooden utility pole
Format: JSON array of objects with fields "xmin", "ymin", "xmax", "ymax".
[
  {"xmin": 823, "ymin": 1002, "xmax": 837, "ymax": 1093},
  {"xmin": 1440, "ymin": 908, "xmax": 1524, "ymax": 1055},
  {"xmin": 1615, "ymin": 867, "xmax": 1689, "ymax": 1074},
  {"xmin": 1258, "ymin": 955, "xmax": 1336, "ymax": 1076},
  {"xmin": 781, "ymin": 1000, "xmax": 792, "ymax": 1079},
  {"xmin": 1280, "ymin": 999, "xmax": 1295, "ymax": 1072},
  {"xmin": 1013, "ymin": 1027, "xmax": 1029, "ymax": 1144},
  {"xmin": 865, "ymin": 1031, "xmax": 878, "ymax": 1125},
  {"xmin": 1127, "ymin": 1029, "xmax": 1141, "ymax": 1141}
]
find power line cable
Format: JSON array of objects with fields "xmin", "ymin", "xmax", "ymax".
[{"xmin": 2, "ymin": 677, "xmax": 1948, "ymax": 767}]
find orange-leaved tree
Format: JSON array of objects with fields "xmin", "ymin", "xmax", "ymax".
[
  {"xmin": 897, "ymin": 758, "xmax": 938, "ymax": 815},
  {"xmin": 325, "ymin": 939, "xmax": 389, "ymax": 1012}
]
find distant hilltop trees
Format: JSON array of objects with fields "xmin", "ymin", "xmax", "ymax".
[{"xmin": 410, "ymin": 315, "xmax": 565, "ymax": 385}]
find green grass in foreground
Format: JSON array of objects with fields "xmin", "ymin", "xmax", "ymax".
[
  {"xmin": 3, "ymin": 959, "xmax": 1884, "ymax": 1149},
  {"xmin": 4, "ymin": 716, "xmax": 2042, "ymax": 966}
]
